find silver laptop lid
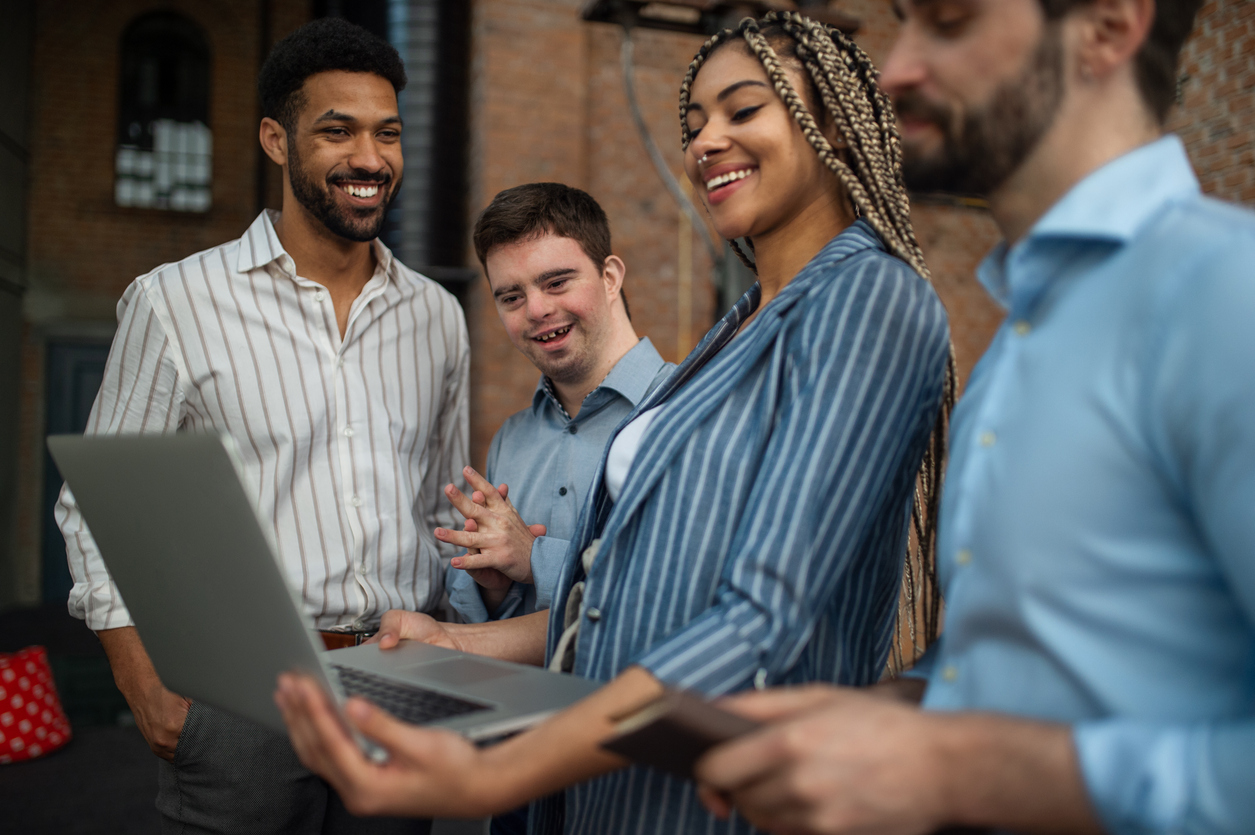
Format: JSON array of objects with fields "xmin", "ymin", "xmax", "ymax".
[{"xmin": 47, "ymin": 432, "xmax": 335, "ymax": 734}]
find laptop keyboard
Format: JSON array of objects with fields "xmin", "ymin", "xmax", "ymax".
[{"xmin": 333, "ymin": 666, "xmax": 492, "ymax": 725}]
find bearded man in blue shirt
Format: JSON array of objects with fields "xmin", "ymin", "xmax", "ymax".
[
  {"xmin": 440, "ymin": 183, "xmax": 671, "ymax": 625},
  {"xmin": 696, "ymin": 1, "xmax": 1255, "ymax": 834}
]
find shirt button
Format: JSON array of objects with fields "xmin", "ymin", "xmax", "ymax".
[
  {"xmin": 343, "ymin": 427, "xmax": 354, "ymax": 438},
  {"xmin": 1013, "ymin": 320, "xmax": 1031, "ymax": 336},
  {"xmin": 349, "ymin": 495, "xmax": 363, "ymax": 508},
  {"xmin": 585, "ymin": 607, "xmax": 601, "ymax": 622},
  {"xmin": 979, "ymin": 431, "xmax": 997, "ymax": 447},
  {"xmin": 314, "ymin": 291, "xmax": 326, "ymax": 302},
  {"xmin": 559, "ymin": 486, "xmax": 568, "ymax": 496},
  {"xmin": 956, "ymin": 549, "xmax": 972, "ymax": 566},
  {"xmin": 336, "ymin": 358, "xmax": 344, "ymax": 369},
  {"xmin": 942, "ymin": 665, "xmax": 959, "ymax": 683},
  {"xmin": 754, "ymin": 668, "xmax": 768, "ymax": 690},
  {"xmin": 568, "ymin": 424, "xmax": 578, "ymax": 435}
]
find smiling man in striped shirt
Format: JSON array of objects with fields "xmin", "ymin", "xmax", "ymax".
[{"xmin": 54, "ymin": 19, "xmax": 463, "ymax": 835}]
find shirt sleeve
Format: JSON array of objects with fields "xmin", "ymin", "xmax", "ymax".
[
  {"xmin": 529, "ymin": 535, "xmax": 569, "ymax": 611},
  {"xmin": 422, "ymin": 293, "xmax": 471, "ymax": 565},
  {"xmin": 635, "ymin": 254, "xmax": 950, "ymax": 694},
  {"xmin": 481, "ymin": 421, "xmax": 568, "ymax": 615},
  {"xmin": 1072, "ymin": 231, "xmax": 1255, "ymax": 835},
  {"xmin": 445, "ymin": 564, "xmax": 492, "ymax": 623},
  {"xmin": 55, "ymin": 281, "xmax": 185, "ymax": 631}
]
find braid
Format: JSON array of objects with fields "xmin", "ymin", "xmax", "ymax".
[{"xmin": 680, "ymin": 12, "xmax": 959, "ymax": 674}]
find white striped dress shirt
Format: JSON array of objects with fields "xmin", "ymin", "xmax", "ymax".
[{"xmin": 56, "ymin": 210, "xmax": 470, "ymax": 632}]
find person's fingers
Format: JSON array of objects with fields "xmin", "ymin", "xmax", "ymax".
[
  {"xmin": 366, "ymin": 609, "xmax": 442, "ymax": 649},
  {"xmin": 723, "ymin": 769, "xmax": 817, "ymax": 834},
  {"xmin": 467, "ymin": 567, "xmax": 513, "ymax": 590},
  {"xmin": 529, "ymin": 523, "xmax": 547, "ymax": 537},
  {"xmin": 437, "ymin": 528, "xmax": 484, "ymax": 550},
  {"xmin": 471, "ymin": 490, "xmax": 487, "ymax": 506},
  {"xmin": 496, "ymin": 483, "xmax": 509, "ymax": 500},
  {"xmin": 443, "ymin": 483, "xmax": 486, "ymax": 520},
  {"xmin": 275, "ymin": 674, "xmax": 372, "ymax": 796},
  {"xmin": 696, "ymin": 724, "xmax": 793, "ymax": 792},
  {"xmin": 697, "ymin": 784, "xmax": 733, "ymax": 820},
  {"xmin": 452, "ymin": 551, "xmax": 509, "ymax": 572},
  {"xmin": 463, "ymin": 467, "xmax": 508, "ymax": 510},
  {"xmin": 716, "ymin": 684, "xmax": 844, "ymax": 722}
]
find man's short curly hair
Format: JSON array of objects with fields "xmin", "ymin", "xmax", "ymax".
[{"xmin": 259, "ymin": 18, "xmax": 407, "ymax": 132}]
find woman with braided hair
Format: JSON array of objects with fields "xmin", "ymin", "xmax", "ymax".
[{"xmin": 276, "ymin": 12, "xmax": 952, "ymax": 834}]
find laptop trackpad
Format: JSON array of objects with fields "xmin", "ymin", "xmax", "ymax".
[{"xmin": 406, "ymin": 657, "xmax": 521, "ymax": 687}]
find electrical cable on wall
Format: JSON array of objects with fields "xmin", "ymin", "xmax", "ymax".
[{"xmin": 619, "ymin": 28, "xmax": 723, "ymax": 266}]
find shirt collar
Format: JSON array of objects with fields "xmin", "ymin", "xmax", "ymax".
[
  {"xmin": 532, "ymin": 337, "xmax": 666, "ymax": 417},
  {"xmin": 235, "ymin": 209, "xmax": 397, "ymax": 280},
  {"xmin": 977, "ymin": 135, "xmax": 1200, "ymax": 304}
]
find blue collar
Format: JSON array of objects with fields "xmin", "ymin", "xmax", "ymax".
[
  {"xmin": 978, "ymin": 135, "xmax": 1200, "ymax": 305},
  {"xmin": 532, "ymin": 336, "xmax": 666, "ymax": 416}
]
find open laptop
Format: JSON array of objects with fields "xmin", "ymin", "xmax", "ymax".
[{"xmin": 47, "ymin": 432, "xmax": 599, "ymax": 750}]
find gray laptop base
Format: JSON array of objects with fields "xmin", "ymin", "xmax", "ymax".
[{"xmin": 47, "ymin": 432, "xmax": 598, "ymax": 745}]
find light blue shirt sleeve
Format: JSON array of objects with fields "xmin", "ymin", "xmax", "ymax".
[
  {"xmin": 447, "ymin": 427, "xmax": 506, "ymax": 624},
  {"xmin": 529, "ymin": 535, "xmax": 569, "ymax": 611},
  {"xmin": 1073, "ymin": 230, "xmax": 1255, "ymax": 835},
  {"xmin": 446, "ymin": 427, "xmax": 572, "ymax": 621}
]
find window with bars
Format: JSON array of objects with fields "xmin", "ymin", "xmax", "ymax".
[{"xmin": 115, "ymin": 12, "xmax": 212, "ymax": 212}]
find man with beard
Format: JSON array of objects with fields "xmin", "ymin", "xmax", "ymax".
[
  {"xmin": 696, "ymin": 1, "xmax": 1255, "ymax": 834},
  {"xmin": 54, "ymin": 19, "xmax": 464, "ymax": 834},
  {"xmin": 441, "ymin": 183, "xmax": 671, "ymax": 626}
]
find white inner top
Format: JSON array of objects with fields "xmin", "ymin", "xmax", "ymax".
[{"xmin": 604, "ymin": 407, "xmax": 661, "ymax": 503}]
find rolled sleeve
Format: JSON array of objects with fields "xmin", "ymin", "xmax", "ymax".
[
  {"xmin": 1075, "ymin": 719, "xmax": 1255, "ymax": 835},
  {"xmin": 55, "ymin": 281, "xmax": 185, "ymax": 631},
  {"xmin": 445, "ymin": 565, "xmax": 492, "ymax": 623},
  {"xmin": 529, "ymin": 535, "xmax": 569, "ymax": 611}
]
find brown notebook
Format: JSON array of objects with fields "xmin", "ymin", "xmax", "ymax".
[{"xmin": 600, "ymin": 689, "xmax": 761, "ymax": 780}]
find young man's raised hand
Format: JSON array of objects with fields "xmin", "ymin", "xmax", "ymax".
[{"xmin": 435, "ymin": 465, "xmax": 546, "ymax": 584}]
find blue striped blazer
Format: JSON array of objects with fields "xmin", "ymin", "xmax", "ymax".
[{"xmin": 533, "ymin": 221, "xmax": 950, "ymax": 835}]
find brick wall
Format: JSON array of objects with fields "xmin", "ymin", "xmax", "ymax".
[
  {"xmin": 12, "ymin": 0, "xmax": 309, "ymax": 605},
  {"xmin": 465, "ymin": 0, "xmax": 1001, "ymax": 468},
  {"xmin": 1172, "ymin": 0, "xmax": 1255, "ymax": 204},
  {"xmin": 11, "ymin": 0, "xmax": 1252, "ymax": 603}
]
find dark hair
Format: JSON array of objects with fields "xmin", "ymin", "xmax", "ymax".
[
  {"xmin": 473, "ymin": 183, "xmax": 612, "ymax": 267},
  {"xmin": 259, "ymin": 18, "xmax": 407, "ymax": 132},
  {"xmin": 474, "ymin": 183, "xmax": 630, "ymax": 318},
  {"xmin": 1040, "ymin": 0, "xmax": 1203, "ymax": 122}
]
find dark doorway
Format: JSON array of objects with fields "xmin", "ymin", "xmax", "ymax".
[{"xmin": 41, "ymin": 340, "xmax": 111, "ymax": 605}]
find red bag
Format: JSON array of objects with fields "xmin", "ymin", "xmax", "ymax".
[{"xmin": 0, "ymin": 645, "xmax": 73, "ymax": 763}]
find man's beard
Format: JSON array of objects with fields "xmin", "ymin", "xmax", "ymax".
[
  {"xmin": 896, "ymin": 26, "xmax": 1065, "ymax": 197},
  {"xmin": 287, "ymin": 141, "xmax": 399, "ymax": 242},
  {"xmin": 526, "ymin": 327, "xmax": 596, "ymax": 388}
]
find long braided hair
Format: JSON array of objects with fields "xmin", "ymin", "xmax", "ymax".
[{"xmin": 680, "ymin": 12, "xmax": 957, "ymax": 674}]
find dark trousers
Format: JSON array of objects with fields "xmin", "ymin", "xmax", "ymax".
[{"xmin": 157, "ymin": 701, "xmax": 431, "ymax": 835}]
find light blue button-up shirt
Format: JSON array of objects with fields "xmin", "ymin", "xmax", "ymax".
[
  {"xmin": 920, "ymin": 136, "xmax": 1255, "ymax": 834},
  {"xmin": 446, "ymin": 337, "xmax": 670, "ymax": 623}
]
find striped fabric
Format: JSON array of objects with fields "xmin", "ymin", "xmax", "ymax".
[
  {"xmin": 534, "ymin": 221, "xmax": 950, "ymax": 834},
  {"xmin": 56, "ymin": 210, "xmax": 470, "ymax": 632}
]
